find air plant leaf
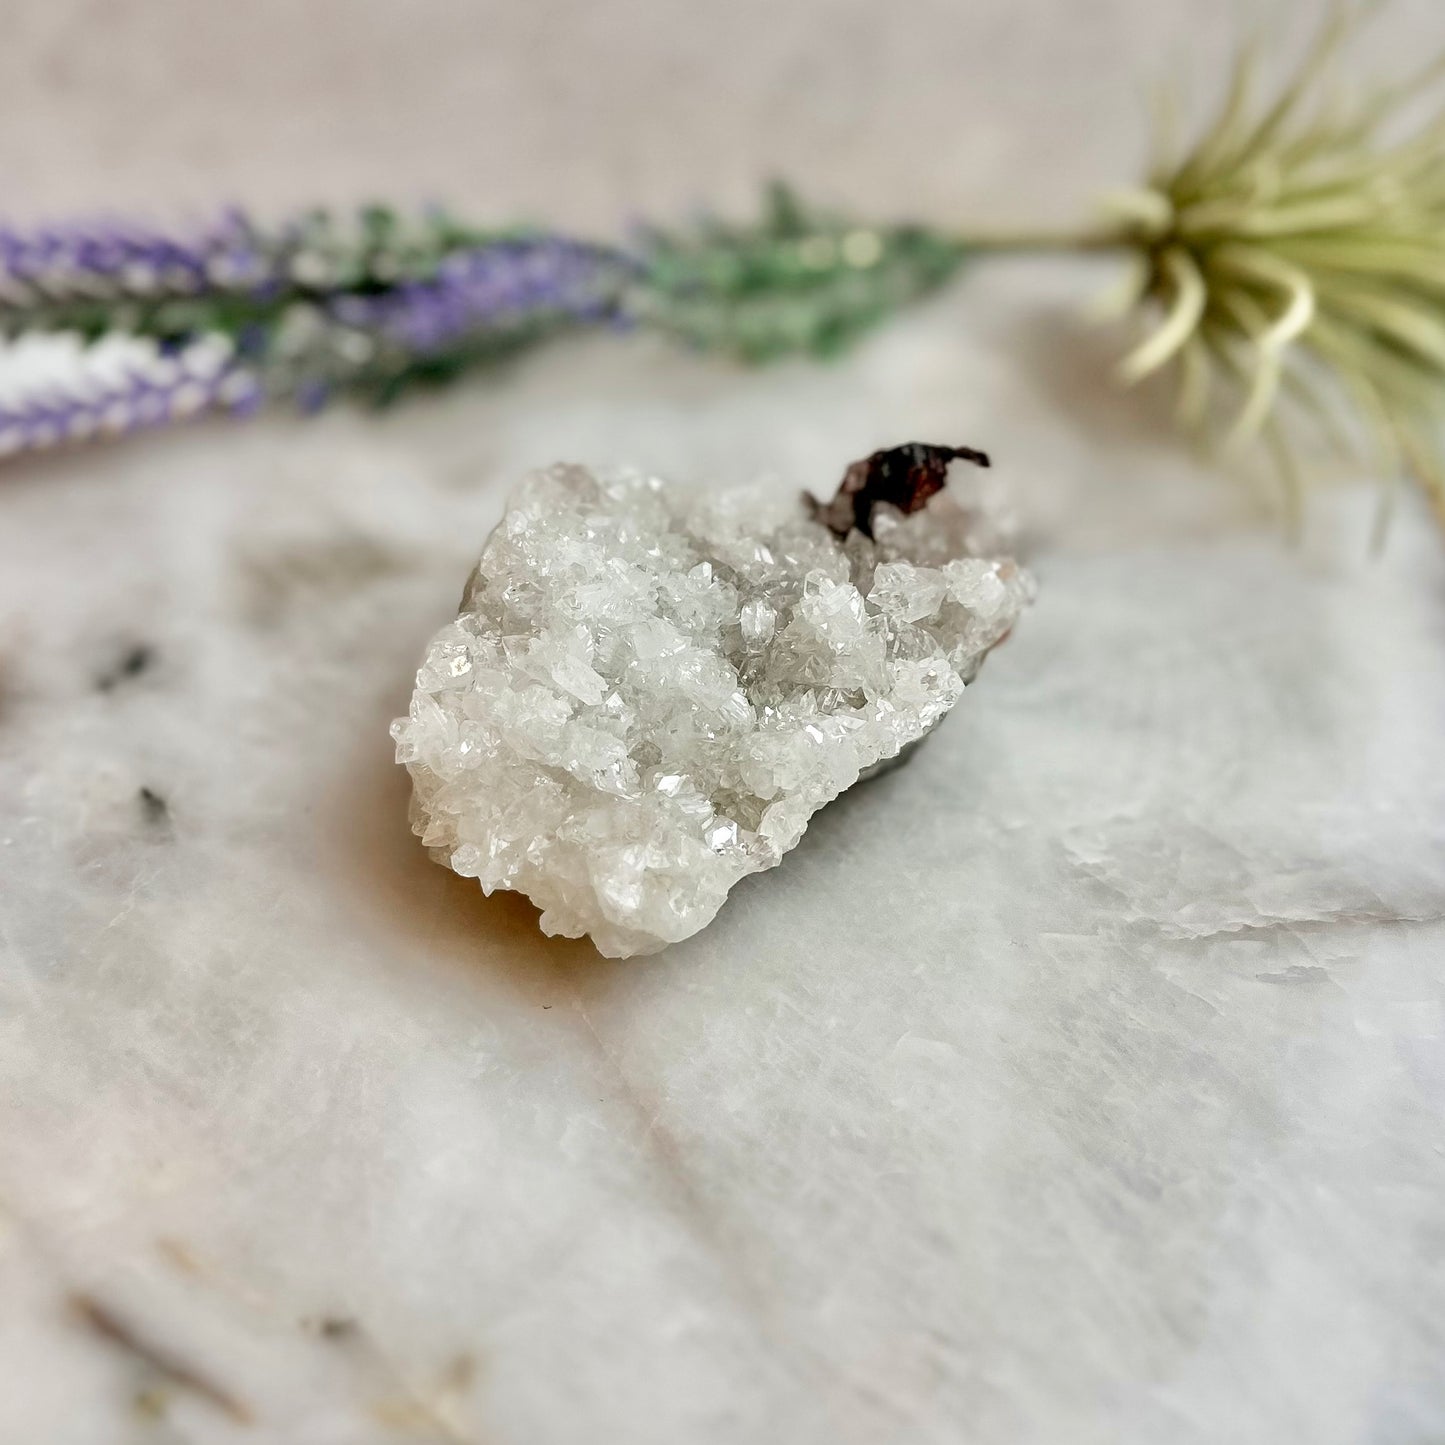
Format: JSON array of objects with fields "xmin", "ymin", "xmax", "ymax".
[{"xmin": 1113, "ymin": 6, "xmax": 1445, "ymax": 524}]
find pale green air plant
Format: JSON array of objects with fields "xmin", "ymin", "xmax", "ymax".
[{"xmin": 1092, "ymin": 8, "xmax": 1445, "ymax": 531}]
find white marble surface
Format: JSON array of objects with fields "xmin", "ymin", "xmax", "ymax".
[{"xmin": 3, "ymin": 2, "xmax": 1445, "ymax": 1441}]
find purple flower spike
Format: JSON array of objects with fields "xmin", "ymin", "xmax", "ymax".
[
  {"xmin": 0, "ymin": 210, "xmax": 284, "ymax": 305},
  {"xmin": 335, "ymin": 236, "xmax": 636, "ymax": 354},
  {"xmin": 0, "ymin": 347, "xmax": 261, "ymax": 460}
]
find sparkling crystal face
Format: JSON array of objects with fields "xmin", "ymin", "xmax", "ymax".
[{"xmin": 392, "ymin": 463, "xmax": 1032, "ymax": 957}]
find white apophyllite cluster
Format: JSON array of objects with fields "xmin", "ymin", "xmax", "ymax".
[{"xmin": 393, "ymin": 460, "xmax": 1032, "ymax": 957}]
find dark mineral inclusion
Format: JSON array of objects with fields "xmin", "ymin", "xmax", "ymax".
[{"xmin": 810, "ymin": 442, "xmax": 991, "ymax": 539}]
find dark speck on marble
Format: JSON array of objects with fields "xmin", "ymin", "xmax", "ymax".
[
  {"xmin": 96, "ymin": 644, "xmax": 155, "ymax": 693},
  {"xmin": 137, "ymin": 787, "xmax": 170, "ymax": 828}
]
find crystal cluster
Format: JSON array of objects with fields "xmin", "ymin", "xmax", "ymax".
[{"xmin": 393, "ymin": 456, "xmax": 1032, "ymax": 957}]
